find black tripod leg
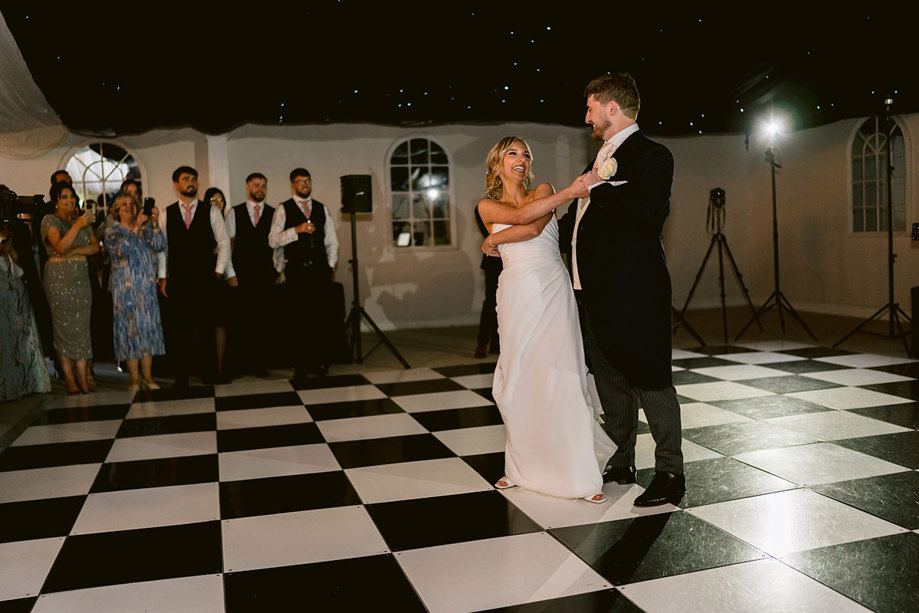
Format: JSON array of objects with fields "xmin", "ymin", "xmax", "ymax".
[
  {"xmin": 720, "ymin": 236, "xmax": 764, "ymax": 332},
  {"xmin": 359, "ymin": 307, "xmax": 411, "ymax": 369},
  {"xmin": 675, "ymin": 236, "xmax": 717, "ymax": 332},
  {"xmin": 735, "ymin": 294, "xmax": 778, "ymax": 340},
  {"xmin": 345, "ymin": 306, "xmax": 363, "ymax": 363},
  {"xmin": 777, "ymin": 293, "xmax": 818, "ymax": 341},
  {"xmin": 892, "ymin": 308, "xmax": 911, "ymax": 357},
  {"xmin": 833, "ymin": 304, "xmax": 887, "ymax": 348},
  {"xmin": 673, "ymin": 306, "xmax": 706, "ymax": 347}
]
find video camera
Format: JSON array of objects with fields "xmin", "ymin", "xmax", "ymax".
[{"xmin": 0, "ymin": 185, "xmax": 51, "ymax": 225}]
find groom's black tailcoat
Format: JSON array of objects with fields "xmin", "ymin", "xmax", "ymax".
[{"xmin": 559, "ymin": 130, "xmax": 674, "ymax": 391}]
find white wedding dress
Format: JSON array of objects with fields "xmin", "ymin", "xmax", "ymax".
[{"xmin": 492, "ymin": 215, "xmax": 616, "ymax": 499}]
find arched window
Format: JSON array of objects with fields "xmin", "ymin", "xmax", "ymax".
[
  {"xmin": 387, "ymin": 137, "xmax": 453, "ymax": 248},
  {"xmin": 851, "ymin": 118, "xmax": 907, "ymax": 233},
  {"xmin": 65, "ymin": 142, "xmax": 141, "ymax": 210}
]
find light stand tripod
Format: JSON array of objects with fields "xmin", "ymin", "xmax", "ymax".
[
  {"xmin": 675, "ymin": 188, "xmax": 762, "ymax": 344},
  {"xmin": 834, "ymin": 98, "xmax": 912, "ymax": 355},
  {"xmin": 343, "ymin": 208, "xmax": 411, "ymax": 368},
  {"xmin": 735, "ymin": 145, "xmax": 817, "ymax": 341}
]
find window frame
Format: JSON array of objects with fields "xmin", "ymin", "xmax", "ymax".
[
  {"xmin": 62, "ymin": 141, "xmax": 144, "ymax": 211},
  {"xmin": 849, "ymin": 116, "xmax": 909, "ymax": 236}
]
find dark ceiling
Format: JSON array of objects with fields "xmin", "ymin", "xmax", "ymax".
[{"xmin": 3, "ymin": 3, "xmax": 917, "ymax": 137}]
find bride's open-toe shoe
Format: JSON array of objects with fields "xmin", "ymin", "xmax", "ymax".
[
  {"xmin": 494, "ymin": 476, "xmax": 516, "ymax": 489},
  {"xmin": 583, "ymin": 492, "xmax": 607, "ymax": 504}
]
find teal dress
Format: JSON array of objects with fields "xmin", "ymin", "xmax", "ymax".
[
  {"xmin": 104, "ymin": 224, "xmax": 166, "ymax": 361},
  {"xmin": 0, "ymin": 254, "xmax": 51, "ymax": 401}
]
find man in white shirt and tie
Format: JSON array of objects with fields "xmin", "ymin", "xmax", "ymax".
[
  {"xmin": 268, "ymin": 168, "xmax": 340, "ymax": 382},
  {"xmin": 155, "ymin": 165, "xmax": 231, "ymax": 387},
  {"xmin": 225, "ymin": 172, "xmax": 279, "ymax": 377}
]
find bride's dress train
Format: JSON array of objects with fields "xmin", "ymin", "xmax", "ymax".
[{"xmin": 492, "ymin": 216, "xmax": 615, "ymax": 499}]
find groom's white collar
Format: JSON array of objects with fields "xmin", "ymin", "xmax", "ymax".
[{"xmin": 606, "ymin": 123, "xmax": 640, "ymax": 151}]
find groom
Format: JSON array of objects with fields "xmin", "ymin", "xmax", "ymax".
[{"xmin": 559, "ymin": 73, "xmax": 684, "ymax": 506}]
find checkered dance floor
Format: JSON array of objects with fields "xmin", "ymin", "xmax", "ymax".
[{"xmin": 1, "ymin": 340, "xmax": 917, "ymax": 612}]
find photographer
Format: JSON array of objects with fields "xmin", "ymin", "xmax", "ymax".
[{"xmin": 0, "ymin": 225, "xmax": 52, "ymax": 401}]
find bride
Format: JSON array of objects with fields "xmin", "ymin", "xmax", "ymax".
[{"xmin": 477, "ymin": 136, "xmax": 615, "ymax": 504}]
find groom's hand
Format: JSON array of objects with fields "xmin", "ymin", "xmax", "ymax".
[{"xmin": 482, "ymin": 237, "xmax": 499, "ymax": 257}]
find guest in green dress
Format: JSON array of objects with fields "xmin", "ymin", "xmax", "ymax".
[{"xmin": 40, "ymin": 183, "xmax": 99, "ymax": 394}]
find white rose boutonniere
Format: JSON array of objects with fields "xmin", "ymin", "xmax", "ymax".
[{"xmin": 598, "ymin": 157, "xmax": 618, "ymax": 180}]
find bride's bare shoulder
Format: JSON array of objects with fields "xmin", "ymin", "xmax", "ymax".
[{"xmin": 527, "ymin": 182, "xmax": 555, "ymax": 200}]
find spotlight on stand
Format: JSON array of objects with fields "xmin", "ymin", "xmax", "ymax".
[{"xmin": 340, "ymin": 175, "xmax": 410, "ymax": 368}]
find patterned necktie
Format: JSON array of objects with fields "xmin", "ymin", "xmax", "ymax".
[
  {"xmin": 182, "ymin": 204, "xmax": 192, "ymax": 229},
  {"xmin": 253, "ymin": 204, "xmax": 260, "ymax": 225},
  {"xmin": 301, "ymin": 201, "xmax": 310, "ymax": 220}
]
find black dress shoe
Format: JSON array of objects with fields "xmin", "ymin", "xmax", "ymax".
[
  {"xmin": 634, "ymin": 471, "xmax": 686, "ymax": 507},
  {"xmin": 603, "ymin": 465, "xmax": 637, "ymax": 484},
  {"xmin": 171, "ymin": 377, "xmax": 189, "ymax": 389}
]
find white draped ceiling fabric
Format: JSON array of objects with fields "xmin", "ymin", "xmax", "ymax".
[{"xmin": 0, "ymin": 10, "xmax": 68, "ymax": 160}]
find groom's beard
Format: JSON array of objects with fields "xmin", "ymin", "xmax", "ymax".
[{"xmin": 590, "ymin": 120, "xmax": 609, "ymax": 141}]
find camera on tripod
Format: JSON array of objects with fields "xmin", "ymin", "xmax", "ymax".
[
  {"xmin": 0, "ymin": 185, "xmax": 50, "ymax": 224},
  {"xmin": 709, "ymin": 187, "xmax": 725, "ymax": 208}
]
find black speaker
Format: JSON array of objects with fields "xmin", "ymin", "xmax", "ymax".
[{"xmin": 341, "ymin": 175, "xmax": 372, "ymax": 213}]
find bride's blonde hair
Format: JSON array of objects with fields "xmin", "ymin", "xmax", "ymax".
[{"xmin": 485, "ymin": 136, "xmax": 535, "ymax": 200}]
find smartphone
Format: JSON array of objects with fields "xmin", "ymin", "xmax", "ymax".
[{"xmin": 143, "ymin": 197, "xmax": 155, "ymax": 216}]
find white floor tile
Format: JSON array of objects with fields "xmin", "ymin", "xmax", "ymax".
[
  {"xmin": 361, "ymin": 368, "xmax": 444, "ymax": 384},
  {"xmin": 315, "ymin": 413, "xmax": 427, "ymax": 442},
  {"xmin": 345, "ymin": 458, "xmax": 492, "ymax": 503},
  {"xmin": 215, "ymin": 406, "xmax": 312, "ymax": 430},
  {"xmin": 0, "ymin": 463, "xmax": 101, "ymax": 503},
  {"xmin": 815, "ymin": 353, "xmax": 916, "ymax": 368},
  {"xmin": 687, "ymin": 489, "xmax": 906, "ymax": 556},
  {"xmin": 713, "ymin": 351, "xmax": 808, "ymax": 364},
  {"xmin": 433, "ymin": 424, "xmax": 506, "ymax": 456},
  {"xmin": 732, "ymin": 341, "xmax": 816, "ymax": 352},
  {"xmin": 635, "ymin": 434, "xmax": 721, "ymax": 470},
  {"xmin": 213, "ymin": 379, "xmax": 294, "ymax": 397},
  {"xmin": 691, "ymin": 364, "xmax": 792, "ymax": 381},
  {"xmin": 787, "ymin": 387, "xmax": 915, "ymax": 409},
  {"xmin": 764, "ymin": 411, "xmax": 910, "ymax": 441},
  {"xmin": 222, "ymin": 506, "xmax": 388, "ymax": 572},
  {"xmin": 41, "ymin": 390, "xmax": 136, "ymax": 410},
  {"xmin": 393, "ymin": 390, "xmax": 494, "ymax": 413},
  {"xmin": 126, "ymin": 397, "xmax": 215, "ymax": 419},
  {"xmin": 675, "ymin": 381, "xmax": 775, "ymax": 402},
  {"xmin": 500, "ymin": 483, "xmax": 674, "ymax": 529},
  {"xmin": 31, "ymin": 574, "xmax": 225, "ymax": 613},
  {"xmin": 0, "ymin": 537, "xmax": 65, "ymax": 600},
  {"xmin": 11, "ymin": 419, "xmax": 123, "ymax": 446},
  {"xmin": 672, "ymin": 402, "xmax": 752, "ymax": 429},
  {"xmin": 672, "ymin": 349, "xmax": 708, "ymax": 360},
  {"xmin": 735, "ymin": 442, "xmax": 909, "ymax": 486},
  {"xmin": 620, "ymin": 558, "xmax": 871, "ymax": 613},
  {"xmin": 801, "ymin": 368, "xmax": 914, "ymax": 386},
  {"xmin": 396, "ymin": 532, "xmax": 610, "ymax": 613},
  {"xmin": 106, "ymin": 431, "xmax": 217, "ymax": 463},
  {"xmin": 70, "ymin": 483, "xmax": 220, "ymax": 535},
  {"xmin": 297, "ymin": 385, "xmax": 386, "ymax": 405},
  {"xmin": 219, "ymin": 443, "xmax": 340, "ymax": 481},
  {"xmin": 450, "ymin": 373, "xmax": 495, "ymax": 389}
]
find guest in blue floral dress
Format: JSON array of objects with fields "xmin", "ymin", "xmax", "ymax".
[{"xmin": 104, "ymin": 193, "xmax": 166, "ymax": 391}]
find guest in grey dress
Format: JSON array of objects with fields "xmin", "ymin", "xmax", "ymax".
[{"xmin": 41, "ymin": 182, "xmax": 99, "ymax": 394}]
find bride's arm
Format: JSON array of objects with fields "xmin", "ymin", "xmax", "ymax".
[
  {"xmin": 478, "ymin": 176, "xmax": 589, "ymax": 227},
  {"xmin": 481, "ymin": 211, "xmax": 554, "ymax": 256}
]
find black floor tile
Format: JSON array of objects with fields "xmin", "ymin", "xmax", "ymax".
[
  {"xmin": 766, "ymin": 360, "xmax": 852, "ymax": 374},
  {"xmin": 781, "ymin": 347, "xmax": 853, "ymax": 358},
  {"xmin": 90, "ymin": 454, "xmax": 219, "ymax": 493},
  {"xmin": 411, "ymin": 405, "xmax": 504, "ymax": 431},
  {"xmin": 139, "ymin": 385, "xmax": 215, "ymax": 402},
  {"xmin": 329, "ymin": 433, "xmax": 454, "ymax": 468},
  {"xmin": 676, "ymin": 395, "xmax": 695, "ymax": 404},
  {"xmin": 219, "ymin": 471, "xmax": 361, "ymax": 519},
  {"xmin": 689, "ymin": 345, "xmax": 752, "ymax": 356},
  {"xmin": 434, "ymin": 363, "xmax": 497, "ymax": 377},
  {"xmin": 671, "ymin": 357, "xmax": 738, "ymax": 369},
  {"xmin": 812, "ymin": 470, "xmax": 919, "ymax": 529},
  {"xmin": 0, "ymin": 496, "xmax": 85, "ymax": 543},
  {"xmin": 682, "ymin": 421, "xmax": 817, "ymax": 456},
  {"xmin": 473, "ymin": 387, "xmax": 495, "ymax": 403},
  {"xmin": 305, "ymin": 398, "xmax": 405, "ymax": 421},
  {"xmin": 291, "ymin": 374, "xmax": 370, "ymax": 390},
  {"xmin": 0, "ymin": 598, "xmax": 37, "ymax": 613},
  {"xmin": 223, "ymin": 554, "xmax": 426, "ymax": 612},
  {"xmin": 849, "ymin": 403, "xmax": 919, "ymax": 429},
  {"xmin": 637, "ymin": 457, "xmax": 797, "ymax": 508},
  {"xmin": 41, "ymin": 521, "xmax": 222, "ymax": 593},
  {"xmin": 482, "ymin": 589, "xmax": 642, "ymax": 612},
  {"xmin": 782, "ymin": 532, "xmax": 919, "ymax": 613},
  {"xmin": 462, "ymin": 451, "xmax": 505, "ymax": 484},
  {"xmin": 708, "ymin": 395, "xmax": 832, "ymax": 420},
  {"xmin": 367, "ymin": 491, "xmax": 541, "ymax": 551},
  {"xmin": 833, "ymin": 431, "xmax": 919, "ymax": 469},
  {"xmin": 116, "ymin": 413, "xmax": 216, "ymax": 438},
  {"xmin": 551, "ymin": 512, "xmax": 766, "ymax": 585},
  {"xmin": 373, "ymin": 378, "xmax": 464, "ymax": 397},
  {"xmin": 862, "ymin": 380, "xmax": 919, "ymax": 401},
  {"xmin": 31, "ymin": 404, "xmax": 131, "ymax": 425},
  {"xmin": 740, "ymin": 375, "xmax": 842, "ymax": 394},
  {"xmin": 217, "ymin": 422, "xmax": 322, "ymax": 453},
  {"xmin": 671, "ymin": 370, "xmax": 722, "ymax": 385},
  {"xmin": 0, "ymin": 439, "xmax": 112, "ymax": 471},
  {"xmin": 215, "ymin": 391, "xmax": 304, "ymax": 411},
  {"xmin": 870, "ymin": 362, "xmax": 919, "ymax": 378}
]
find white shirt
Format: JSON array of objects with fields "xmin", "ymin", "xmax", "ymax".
[
  {"xmin": 572, "ymin": 123, "xmax": 640, "ymax": 290},
  {"xmin": 268, "ymin": 196, "xmax": 339, "ymax": 273},
  {"xmin": 155, "ymin": 199, "xmax": 232, "ymax": 280}
]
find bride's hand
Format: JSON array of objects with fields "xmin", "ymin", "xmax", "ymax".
[
  {"xmin": 567, "ymin": 174, "xmax": 592, "ymax": 199},
  {"xmin": 482, "ymin": 236, "xmax": 499, "ymax": 257}
]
